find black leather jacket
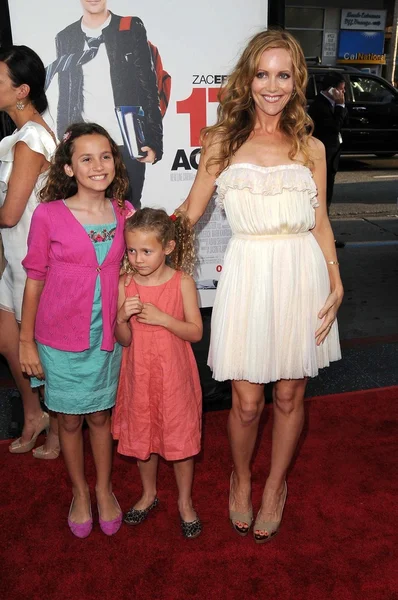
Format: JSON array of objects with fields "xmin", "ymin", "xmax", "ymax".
[{"xmin": 55, "ymin": 12, "xmax": 163, "ymax": 161}]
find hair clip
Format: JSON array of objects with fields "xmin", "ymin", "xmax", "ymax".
[
  {"xmin": 170, "ymin": 213, "xmax": 177, "ymax": 222},
  {"xmin": 63, "ymin": 131, "xmax": 72, "ymax": 142},
  {"xmin": 125, "ymin": 209, "xmax": 135, "ymax": 219}
]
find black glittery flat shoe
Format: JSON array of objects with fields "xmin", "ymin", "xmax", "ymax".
[
  {"xmin": 123, "ymin": 497, "xmax": 159, "ymax": 525},
  {"xmin": 180, "ymin": 513, "xmax": 202, "ymax": 539}
]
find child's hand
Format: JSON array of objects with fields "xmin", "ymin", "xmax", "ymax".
[
  {"xmin": 20, "ymin": 340, "xmax": 45, "ymax": 380},
  {"xmin": 136, "ymin": 302, "xmax": 167, "ymax": 327},
  {"xmin": 117, "ymin": 294, "xmax": 143, "ymax": 323}
]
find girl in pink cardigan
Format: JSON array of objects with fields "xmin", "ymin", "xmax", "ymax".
[{"xmin": 19, "ymin": 123, "xmax": 133, "ymax": 538}]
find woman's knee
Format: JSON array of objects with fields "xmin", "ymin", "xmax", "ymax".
[
  {"xmin": 232, "ymin": 382, "xmax": 264, "ymax": 425},
  {"xmin": 234, "ymin": 397, "xmax": 263, "ymax": 425},
  {"xmin": 59, "ymin": 414, "xmax": 83, "ymax": 434},
  {"xmin": 273, "ymin": 383, "xmax": 305, "ymax": 416}
]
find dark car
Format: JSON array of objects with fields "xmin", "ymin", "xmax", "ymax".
[{"xmin": 306, "ymin": 65, "xmax": 398, "ymax": 157}]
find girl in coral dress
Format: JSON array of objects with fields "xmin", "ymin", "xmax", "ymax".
[{"xmin": 112, "ymin": 207, "xmax": 203, "ymax": 539}]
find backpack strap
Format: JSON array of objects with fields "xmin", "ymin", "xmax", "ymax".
[
  {"xmin": 118, "ymin": 16, "xmax": 171, "ymax": 117},
  {"xmin": 119, "ymin": 16, "xmax": 132, "ymax": 31}
]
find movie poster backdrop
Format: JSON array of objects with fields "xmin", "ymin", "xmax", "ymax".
[{"xmin": 9, "ymin": 0, "xmax": 267, "ymax": 305}]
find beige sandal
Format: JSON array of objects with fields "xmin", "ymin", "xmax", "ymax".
[
  {"xmin": 229, "ymin": 472, "xmax": 253, "ymax": 536},
  {"xmin": 8, "ymin": 412, "xmax": 50, "ymax": 454},
  {"xmin": 32, "ymin": 444, "xmax": 61, "ymax": 460},
  {"xmin": 253, "ymin": 481, "xmax": 287, "ymax": 544}
]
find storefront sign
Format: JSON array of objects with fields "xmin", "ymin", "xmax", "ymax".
[
  {"xmin": 337, "ymin": 30, "xmax": 386, "ymax": 64},
  {"xmin": 323, "ymin": 31, "xmax": 338, "ymax": 58},
  {"xmin": 341, "ymin": 9, "xmax": 386, "ymax": 31}
]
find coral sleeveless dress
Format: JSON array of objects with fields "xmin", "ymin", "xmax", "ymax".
[
  {"xmin": 208, "ymin": 163, "xmax": 341, "ymax": 384},
  {"xmin": 112, "ymin": 270, "xmax": 202, "ymax": 461}
]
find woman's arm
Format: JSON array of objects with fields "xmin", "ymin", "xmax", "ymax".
[
  {"xmin": 137, "ymin": 274, "xmax": 203, "ymax": 342},
  {"xmin": 178, "ymin": 137, "xmax": 221, "ymax": 225},
  {"xmin": 19, "ymin": 279, "xmax": 45, "ymax": 378},
  {"xmin": 0, "ymin": 142, "xmax": 46, "ymax": 228},
  {"xmin": 310, "ymin": 137, "xmax": 344, "ymax": 345}
]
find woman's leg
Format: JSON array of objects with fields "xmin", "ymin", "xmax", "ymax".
[
  {"xmin": 86, "ymin": 410, "xmax": 121, "ymax": 521},
  {"xmin": 134, "ymin": 454, "xmax": 159, "ymax": 509},
  {"xmin": 58, "ymin": 413, "xmax": 90, "ymax": 523},
  {"xmin": 228, "ymin": 380, "xmax": 265, "ymax": 526},
  {"xmin": 0, "ymin": 309, "xmax": 43, "ymax": 443},
  {"xmin": 33, "ymin": 387, "xmax": 60, "ymax": 454},
  {"xmin": 173, "ymin": 457, "xmax": 196, "ymax": 522},
  {"xmin": 254, "ymin": 378, "xmax": 307, "ymax": 534}
]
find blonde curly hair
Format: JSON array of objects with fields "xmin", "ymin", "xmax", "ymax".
[
  {"xmin": 122, "ymin": 208, "xmax": 196, "ymax": 275},
  {"xmin": 202, "ymin": 28, "xmax": 314, "ymax": 174}
]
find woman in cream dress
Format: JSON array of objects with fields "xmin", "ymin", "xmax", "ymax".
[
  {"xmin": 0, "ymin": 45, "xmax": 59, "ymax": 457},
  {"xmin": 179, "ymin": 30, "xmax": 343, "ymax": 542}
]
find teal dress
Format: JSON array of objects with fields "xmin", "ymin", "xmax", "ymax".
[{"xmin": 35, "ymin": 222, "xmax": 122, "ymax": 414}]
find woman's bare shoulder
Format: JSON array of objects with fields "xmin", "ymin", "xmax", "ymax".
[{"xmin": 307, "ymin": 136, "xmax": 326, "ymax": 161}]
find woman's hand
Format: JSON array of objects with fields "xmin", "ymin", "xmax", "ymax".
[
  {"xmin": 19, "ymin": 340, "xmax": 45, "ymax": 379},
  {"xmin": 136, "ymin": 302, "xmax": 166, "ymax": 326},
  {"xmin": 137, "ymin": 146, "xmax": 156, "ymax": 164},
  {"xmin": 117, "ymin": 294, "xmax": 143, "ymax": 323},
  {"xmin": 315, "ymin": 288, "xmax": 344, "ymax": 346}
]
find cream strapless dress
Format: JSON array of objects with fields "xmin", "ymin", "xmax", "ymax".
[{"xmin": 207, "ymin": 163, "xmax": 341, "ymax": 384}]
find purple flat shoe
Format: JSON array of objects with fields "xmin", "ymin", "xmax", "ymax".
[
  {"xmin": 67, "ymin": 498, "xmax": 93, "ymax": 539},
  {"xmin": 98, "ymin": 493, "xmax": 122, "ymax": 536}
]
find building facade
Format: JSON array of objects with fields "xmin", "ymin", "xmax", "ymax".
[{"xmin": 286, "ymin": 0, "xmax": 394, "ymax": 78}]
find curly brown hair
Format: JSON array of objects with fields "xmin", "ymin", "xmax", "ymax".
[
  {"xmin": 202, "ymin": 28, "xmax": 314, "ymax": 174},
  {"xmin": 122, "ymin": 207, "xmax": 196, "ymax": 275},
  {"xmin": 39, "ymin": 122, "xmax": 129, "ymax": 207}
]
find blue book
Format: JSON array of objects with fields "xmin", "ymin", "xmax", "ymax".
[{"xmin": 115, "ymin": 105, "xmax": 147, "ymax": 159}]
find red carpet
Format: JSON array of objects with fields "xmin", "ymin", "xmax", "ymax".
[{"xmin": 1, "ymin": 387, "xmax": 397, "ymax": 600}]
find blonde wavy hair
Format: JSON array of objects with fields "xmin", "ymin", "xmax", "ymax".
[
  {"xmin": 122, "ymin": 208, "xmax": 196, "ymax": 275},
  {"xmin": 202, "ymin": 28, "xmax": 314, "ymax": 174}
]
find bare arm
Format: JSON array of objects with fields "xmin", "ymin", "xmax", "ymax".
[
  {"xmin": 178, "ymin": 136, "xmax": 221, "ymax": 225},
  {"xmin": 0, "ymin": 142, "xmax": 46, "ymax": 228},
  {"xmin": 310, "ymin": 137, "xmax": 344, "ymax": 345},
  {"xmin": 137, "ymin": 274, "xmax": 203, "ymax": 342},
  {"xmin": 19, "ymin": 278, "xmax": 45, "ymax": 378}
]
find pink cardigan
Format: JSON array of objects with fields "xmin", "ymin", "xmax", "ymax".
[{"xmin": 22, "ymin": 199, "xmax": 132, "ymax": 352}]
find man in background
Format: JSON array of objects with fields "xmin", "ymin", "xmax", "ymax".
[
  {"xmin": 46, "ymin": 0, "xmax": 165, "ymax": 208},
  {"xmin": 308, "ymin": 71, "xmax": 348, "ymax": 213}
]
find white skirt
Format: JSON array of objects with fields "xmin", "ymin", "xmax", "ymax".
[{"xmin": 208, "ymin": 232, "xmax": 341, "ymax": 384}]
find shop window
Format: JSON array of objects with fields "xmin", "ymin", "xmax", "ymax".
[
  {"xmin": 290, "ymin": 31, "xmax": 323, "ymax": 59},
  {"xmin": 286, "ymin": 7, "xmax": 324, "ymax": 29},
  {"xmin": 286, "ymin": 7, "xmax": 324, "ymax": 60}
]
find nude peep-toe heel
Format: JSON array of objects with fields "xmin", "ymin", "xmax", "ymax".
[
  {"xmin": 253, "ymin": 481, "xmax": 287, "ymax": 544},
  {"xmin": 9, "ymin": 412, "xmax": 50, "ymax": 454},
  {"xmin": 32, "ymin": 443, "xmax": 61, "ymax": 460},
  {"xmin": 229, "ymin": 472, "xmax": 253, "ymax": 537}
]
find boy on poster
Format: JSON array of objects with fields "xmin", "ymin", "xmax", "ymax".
[{"xmin": 45, "ymin": 0, "xmax": 167, "ymax": 208}]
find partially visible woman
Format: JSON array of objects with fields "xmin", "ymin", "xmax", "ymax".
[
  {"xmin": 0, "ymin": 45, "xmax": 59, "ymax": 457},
  {"xmin": 179, "ymin": 29, "xmax": 343, "ymax": 543}
]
